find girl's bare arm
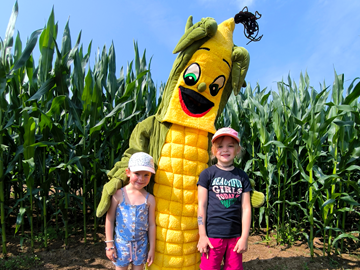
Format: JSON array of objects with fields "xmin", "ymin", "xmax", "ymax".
[
  {"xmin": 147, "ymin": 194, "xmax": 156, "ymax": 266},
  {"xmin": 105, "ymin": 191, "xmax": 121, "ymax": 261},
  {"xmin": 197, "ymin": 185, "xmax": 213, "ymax": 254},
  {"xmin": 234, "ymin": 191, "xmax": 251, "ymax": 253}
]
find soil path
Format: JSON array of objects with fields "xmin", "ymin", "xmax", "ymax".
[{"xmin": 2, "ymin": 226, "xmax": 359, "ymax": 270}]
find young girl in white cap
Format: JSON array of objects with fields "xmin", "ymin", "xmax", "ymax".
[
  {"xmin": 105, "ymin": 152, "xmax": 156, "ymax": 270},
  {"xmin": 197, "ymin": 127, "xmax": 252, "ymax": 270}
]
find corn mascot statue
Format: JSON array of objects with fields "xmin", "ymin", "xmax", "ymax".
[{"xmin": 97, "ymin": 10, "xmax": 265, "ymax": 270}]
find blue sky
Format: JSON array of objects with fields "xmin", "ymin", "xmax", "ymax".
[{"xmin": 1, "ymin": 0, "xmax": 359, "ymax": 92}]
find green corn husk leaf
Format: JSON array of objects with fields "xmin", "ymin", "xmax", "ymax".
[{"xmin": 11, "ymin": 29, "xmax": 42, "ymax": 74}]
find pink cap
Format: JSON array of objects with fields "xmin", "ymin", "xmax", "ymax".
[{"xmin": 211, "ymin": 127, "xmax": 240, "ymax": 143}]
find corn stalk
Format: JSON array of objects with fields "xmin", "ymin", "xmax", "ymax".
[
  {"xmin": 0, "ymin": 104, "xmax": 5, "ymax": 255},
  {"xmin": 0, "ymin": 0, "xmax": 19, "ymax": 255}
]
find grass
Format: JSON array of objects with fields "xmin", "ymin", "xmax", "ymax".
[
  {"xmin": 328, "ymin": 257, "xmax": 341, "ymax": 269},
  {"xmin": 0, "ymin": 254, "xmax": 42, "ymax": 269}
]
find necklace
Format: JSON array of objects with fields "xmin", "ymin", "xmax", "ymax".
[{"xmin": 215, "ymin": 163, "xmax": 234, "ymax": 170}]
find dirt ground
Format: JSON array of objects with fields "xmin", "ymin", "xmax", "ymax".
[{"xmin": 2, "ymin": 225, "xmax": 360, "ymax": 270}]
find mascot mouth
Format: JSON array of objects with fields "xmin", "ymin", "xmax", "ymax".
[{"xmin": 178, "ymin": 86, "xmax": 214, "ymax": 117}]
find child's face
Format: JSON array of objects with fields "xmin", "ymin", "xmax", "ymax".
[
  {"xmin": 126, "ymin": 169, "xmax": 152, "ymax": 189},
  {"xmin": 212, "ymin": 136, "xmax": 240, "ymax": 166}
]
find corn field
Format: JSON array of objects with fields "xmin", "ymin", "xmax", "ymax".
[
  {"xmin": 0, "ymin": 2, "xmax": 162, "ymax": 254},
  {"xmin": 218, "ymin": 72, "xmax": 360, "ymax": 256},
  {"xmin": 1, "ymin": 2, "xmax": 359, "ymax": 258}
]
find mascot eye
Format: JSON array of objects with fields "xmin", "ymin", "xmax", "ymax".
[
  {"xmin": 183, "ymin": 63, "xmax": 201, "ymax": 86},
  {"xmin": 209, "ymin": 75, "xmax": 225, "ymax": 96}
]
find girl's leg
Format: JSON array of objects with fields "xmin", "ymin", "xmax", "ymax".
[
  {"xmin": 115, "ymin": 266, "xmax": 129, "ymax": 270},
  {"xmin": 200, "ymin": 238, "xmax": 225, "ymax": 270},
  {"xmin": 223, "ymin": 237, "xmax": 243, "ymax": 270},
  {"xmin": 132, "ymin": 264, "xmax": 144, "ymax": 270}
]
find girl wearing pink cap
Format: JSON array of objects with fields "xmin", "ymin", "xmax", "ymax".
[
  {"xmin": 105, "ymin": 152, "xmax": 156, "ymax": 270},
  {"xmin": 197, "ymin": 128, "xmax": 252, "ymax": 270}
]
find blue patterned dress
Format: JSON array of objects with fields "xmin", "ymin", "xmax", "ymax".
[{"xmin": 113, "ymin": 188, "xmax": 150, "ymax": 267}]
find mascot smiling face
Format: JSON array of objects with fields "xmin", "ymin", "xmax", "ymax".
[{"xmin": 161, "ymin": 18, "xmax": 235, "ymax": 134}]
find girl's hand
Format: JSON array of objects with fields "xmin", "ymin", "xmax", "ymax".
[
  {"xmin": 233, "ymin": 237, "xmax": 248, "ymax": 253},
  {"xmin": 106, "ymin": 247, "xmax": 117, "ymax": 262},
  {"xmin": 197, "ymin": 235, "xmax": 213, "ymax": 258},
  {"xmin": 147, "ymin": 248, "xmax": 155, "ymax": 266}
]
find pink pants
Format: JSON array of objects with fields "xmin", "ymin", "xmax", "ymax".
[{"xmin": 200, "ymin": 237, "xmax": 243, "ymax": 270}]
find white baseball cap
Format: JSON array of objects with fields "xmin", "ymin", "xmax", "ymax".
[{"xmin": 128, "ymin": 152, "xmax": 155, "ymax": 174}]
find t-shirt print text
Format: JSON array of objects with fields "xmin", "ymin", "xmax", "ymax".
[{"xmin": 211, "ymin": 177, "xmax": 243, "ymax": 208}]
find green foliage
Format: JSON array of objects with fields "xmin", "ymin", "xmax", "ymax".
[
  {"xmin": 0, "ymin": 1, "xmax": 159, "ymax": 253},
  {"xmin": 0, "ymin": 254, "xmax": 42, "ymax": 270},
  {"xmin": 221, "ymin": 73, "xmax": 360, "ymax": 256},
  {"xmin": 273, "ymin": 223, "xmax": 305, "ymax": 246}
]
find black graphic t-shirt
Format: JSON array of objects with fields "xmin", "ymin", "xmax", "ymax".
[{"xmin": 197, "ymin": 165, "xmax": 252, "ymax": 238}]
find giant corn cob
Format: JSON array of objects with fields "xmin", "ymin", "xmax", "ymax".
[{"xmin": 152, "ymin": 125, "xmax": 208, "ymax": 269}]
